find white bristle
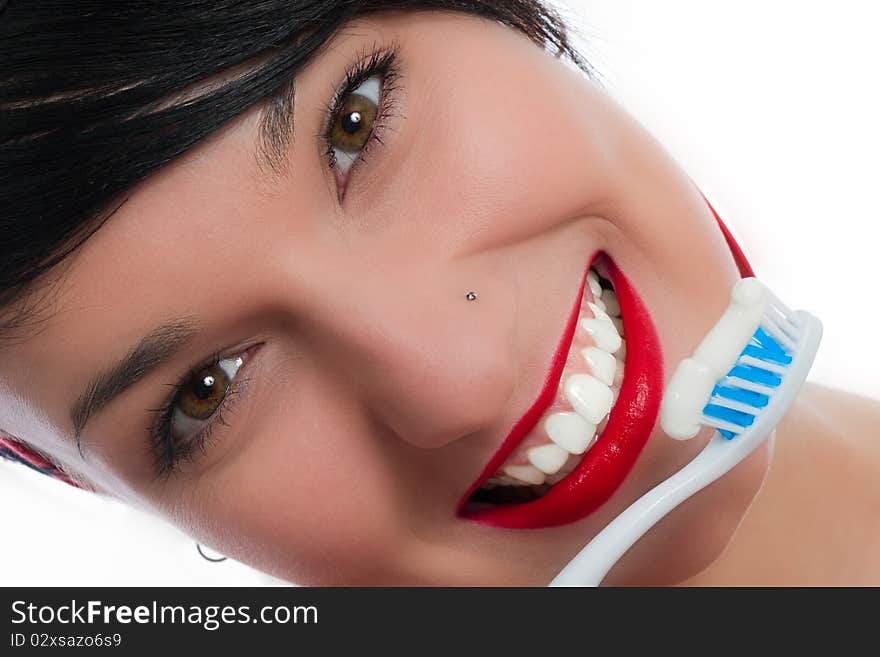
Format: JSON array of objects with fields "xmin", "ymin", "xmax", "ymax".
[
  {"xmin": 767, "ymin": 303, "xmax": 800, "ymax": 341},
  {"xmin": 709, "ymin": 395, "xmax": 763, "ymax": 415},
  {"xmin": 700, "ymin": 415, "xmax": 747, "ymax": 434},
  {"xmin": 724, "ymin": 376, "xmax": 778, "ymax": 396},
  {"xmin": 738, "ymin": 354, "xmax": 788, "ymax": 375},
  {"xmin": 765, "ymin": 288, "xmax": 795, "ymax": 320},
  {"xmin": 760, "ymin": 318, "xmax": 797, "ymax": 352}
]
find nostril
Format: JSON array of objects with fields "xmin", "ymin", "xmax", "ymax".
[{"xmin": 378, "ymin": 369, "xmax": 517, "ymax": 450}]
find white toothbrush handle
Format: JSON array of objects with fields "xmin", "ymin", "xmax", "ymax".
[{"xmin": 548, "ymin": 431, "xmax": 760, "ymax": 586}]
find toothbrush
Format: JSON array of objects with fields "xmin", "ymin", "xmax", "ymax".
[{"xmin": 548, "ymin": 277, "xmax": 822, "ymax": 586}]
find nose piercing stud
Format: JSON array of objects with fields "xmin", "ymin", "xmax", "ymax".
[{"xmin": 466, "ymin": 292, "xmax": 478, "ymax": 301}]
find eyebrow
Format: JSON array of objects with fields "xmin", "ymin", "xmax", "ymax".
[
  {"xmin": 69, "ymin": 317, "xmax": 200, "ymax": 456},
  {"xmin": 254, "ymin": 77, "xmax": 296, "ymax": 182}
]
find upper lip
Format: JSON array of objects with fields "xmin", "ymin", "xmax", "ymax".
[{"xmin": 456, "ymin": 251, "xmax": 664, "ymax": 528}]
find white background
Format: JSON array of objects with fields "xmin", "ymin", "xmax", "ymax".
[{"xmin": 2, "ymin": 1, "xmax": 877, "ymax": 586}]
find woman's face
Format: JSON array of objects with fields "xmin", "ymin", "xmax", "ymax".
[{"xmin": 0, "ymin": 10, "xmax": 769, "ymax": 585}]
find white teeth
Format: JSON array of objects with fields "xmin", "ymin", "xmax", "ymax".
[
  {"xmin": 579, "ymin": 317, "xmax": 622, "ymax": 354},
  {"xmin": 581, "ymin": 346, "xmax": 617, "ymax": 387},
  {"xmin": 564, "ymin": 374, "xmax": 615, "ymax": 425},
  {"xmin": 587, "ymin": 270, "xmax": 603, "ymax": 298},
  {"xmin": 502, "ymin": 464, "xmax": 546, "ymax": 485},
  {"xmin": 478, "ymin": 265, "xmax": 629, "ymax": 497},
  {"xmin": 545, "ymin": 469, "xmax": 571, "ymax": 486},
  {"xmin": 544, "ymin": 412, "xmax": 597, "ymax": 455},
  {"xmin": 527, "ymin": 443, "xmax": 571, "ymax": 475},
  {"xmin": 587, "ymin": 301, "xmax": 611, "ymax": 323},
  {"xmin": 613, "ymin": 357, "xmax": 625, "ymax": 386},
  {"xmin": 603, "ymin": 290, "xmax": 620, "ymax": 317}
]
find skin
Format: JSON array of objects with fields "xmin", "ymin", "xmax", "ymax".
[{"xmin": 1, "ymin": 10, "xmax": 877, "ymax": 586}]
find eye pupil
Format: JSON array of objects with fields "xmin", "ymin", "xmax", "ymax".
[
  {"xmin": 178, "ymin": 365, "xmax": 229, "ymax": 420},
  {"xmin": 194, "ymin": 375, "xmax": 215, "ymax": 400},
  {"xmin": 331, "ymin": 92, "xmax": 377, "ymax": 153},
  {"xmin": 342, "ymin": 111, "xmax": 362, "ymax": 134}
]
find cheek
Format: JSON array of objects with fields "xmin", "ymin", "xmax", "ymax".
[
  {"xmin": 389, "ymin": 39, "xmax": 623, "ymax": 256},
  {"xmin": 704, "ymin": 197, "xmax": 755, "ymax": 277},
  {"xmin": 182, "ymin": 381, "xmax": 414, "ymax": 585},
  {"xmin": 567, "ymin": 85, "xmax": 745, "ymax": 374}
]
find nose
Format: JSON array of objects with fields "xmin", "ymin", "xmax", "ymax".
[{"xmin": 314, "ymin": 259, "xmax": 518, "ymax": 450}]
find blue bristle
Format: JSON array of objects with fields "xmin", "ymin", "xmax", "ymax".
[
  {"xmin": 728, "ymin": 364, "xmax": 783, "ymax": 388},
  {"xmin": 742, "ymin": 343, "xmax": 791, "ymax": 365},
  {"xmin": 703, "ymin": 403, "xmax": 756, "ymax": 427},
  {"xmin": 711, "ymin": 384, "xmax": 770, "ymax": 408},
  {"xmin": 750, "ymin": 327, "xmax": 792, "ymax": 364},
  {"xmin": 705, "ymin": 325, "xmax": 794, "ymax": 441}
]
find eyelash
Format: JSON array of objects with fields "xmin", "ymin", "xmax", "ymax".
[
  {"xmin": 146, "ymin": 350, "xmax": 251, "ymax": 479},
  {"xmin": 319, "ymin": 41, "xmax": 403, "ymax": 185}
]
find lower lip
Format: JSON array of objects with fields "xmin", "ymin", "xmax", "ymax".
[{"xmin": 457, "ymin": 255, "xmax": 663, "ymax": 528}]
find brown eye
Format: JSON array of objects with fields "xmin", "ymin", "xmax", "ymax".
[
  {"xmin": 331, "ymin": 89, "xmax": 378, "ymax": 153},
  {"xmin": 178, "ymin": 364, "xmax": 230, "ymax": 420},
  {"xmin": 167, "ymin": 354, "xmax": 245, "ymax": 445},
  {"xmin": 328, "ymin": 74, "xmax": 383, "ymax": 177}
]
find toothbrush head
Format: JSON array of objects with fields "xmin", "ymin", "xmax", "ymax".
[{"xmin": 660, "ymin": 277, "xmax": 822, "ymax": 444}]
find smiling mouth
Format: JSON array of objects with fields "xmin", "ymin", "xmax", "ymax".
[{"xmin": 457, "ymin": 252, "xmax": 663, "ymax": 528}]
